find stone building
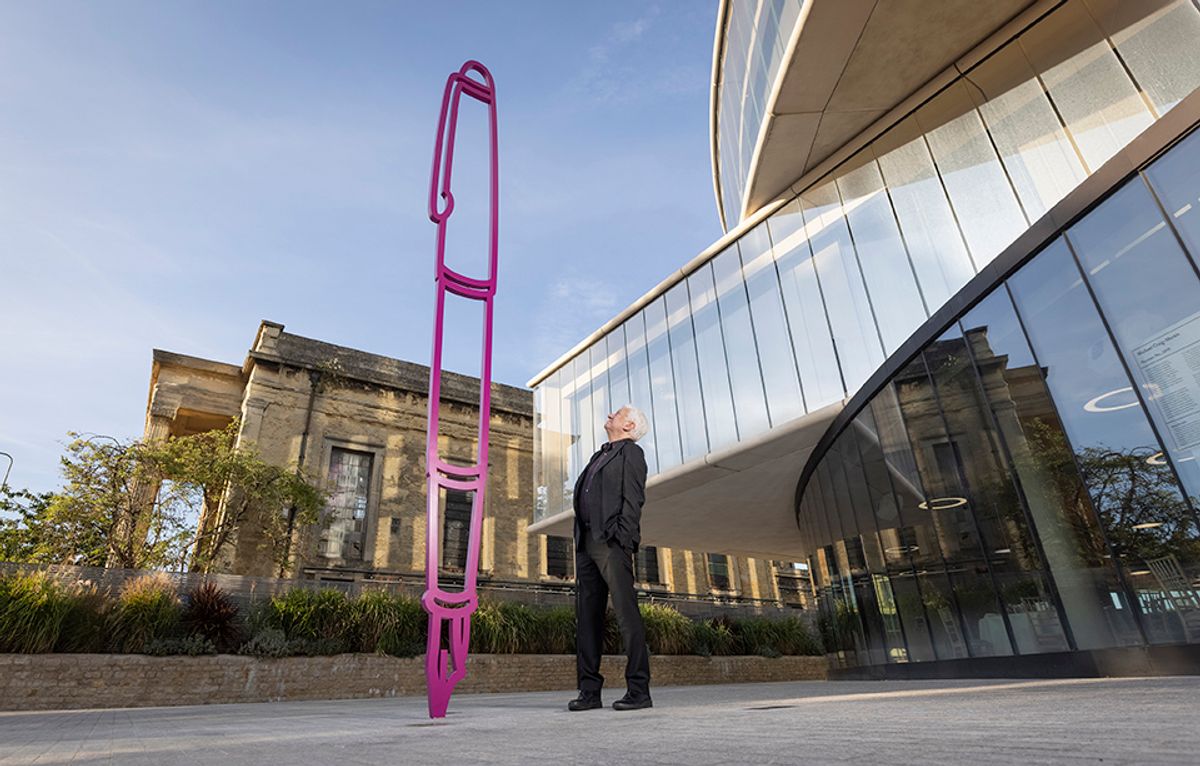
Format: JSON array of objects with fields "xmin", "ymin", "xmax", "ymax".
[{"xmin": 142, "ymin": 321, "xmax": 811, "ymax": 612}]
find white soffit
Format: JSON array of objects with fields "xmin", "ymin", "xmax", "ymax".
[
  {"xmin": 527, "ymin": 401, "xmax": 843, "ymax": 560},
  {"xmin": 743, "ymin": 0, "xmax": 1037, "ymax": 217}
]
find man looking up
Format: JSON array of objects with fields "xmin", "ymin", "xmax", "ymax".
[{"xmin": 567, "ymin": 405, "xmax": 652, "ymax": 712}]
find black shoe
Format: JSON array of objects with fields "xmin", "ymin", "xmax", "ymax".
[
  {"xmin": 612, "ymin": 694, "xmax": 653, "ymax": 711},
  {"xmin": 567, "ymin": 692, "xmax": 602, "ymax": 711}
]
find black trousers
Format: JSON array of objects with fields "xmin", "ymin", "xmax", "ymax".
[{"xmin": 575, "ymin": 534, "xmax": 651, "ymax": 698}]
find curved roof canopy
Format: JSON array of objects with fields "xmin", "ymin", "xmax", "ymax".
[{"xmin": 736, "ymin": 0, "xmax": 1035, "ymax": 221}]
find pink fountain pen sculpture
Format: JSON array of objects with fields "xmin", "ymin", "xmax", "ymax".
[{"xmin": 421, "ymin": 60, "xmax": 499, "ymax": 719}]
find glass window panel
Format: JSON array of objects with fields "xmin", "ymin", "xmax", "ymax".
[
  {"xmin": 323, "ymin": 447, "xmax": 373, "ymax": 561},
  {"xmin": 919, "ymin": 81, "xmax": 1029, "ymax": 267},
  {"xmin": 768, "ymin": 200, "xmax": 845, "ymax": 409},
  {"xmin": 874, "ymin": 121, "xmax": 978, "ymax": 312},
  {"xmin": 557, "ymin": 370, "xmax": 574, "ymax": 512},
  {"xmin": 969, "ymin": 42, "xmax": 1089, "ymax": 220},
  {"xmin": 688, "ymin": 264, "xmax": 740, "ymax": 451},
  {"xmin": 1066, "ymin": 180, "xmax": 1200, "ymax": 648},
  {"xmin": 740, "ymin": 223, "xmax": 805, "ymax": 423},
  {"xmin": 644, "ymin": 296, "xmax": 683, "ymax": 471},
  {"xmin": 912, "ymin": 568, "xmax": 973, "ymax": 661},
  {"xmin": 561, "ymin": 356, "xmax": 584, "ymax": 504},
  {"xmin": 606, "ymin": 327, "xmax": 630, "ymax": 411},
  {"xmin": 441, "ymin": 489, "xmax": 472, "ymax": 571},
  {"xmin": 776, "ymin": 0, "xmax": 802, "ymax": 47},
  {"xmin": 624, "ymin": 313, "xmax": 660, "ymax": 475},
  {"xmin": 589, "ymin": 343, "xmax": 609, "ymax": 453},
  {"xmin": 707, "ymin": 553, "xmax": 732, "ymax": 590},
  {"xmin": 712, "ymin": 245, "xmax": 772, "ymax": 437},
  {"xmin": 665, "ymin": 282, "xmax": 708, "ymax": 462},
  {"xmin": 1146, "ymin": 130, "xmax": 1200, "ymax": 276},
  {"xmin": 800, "ymin": 181, "xmax": 885, "ymax": 394},
  {"xmin": 1069, "ymin": 179, "xmax": 1200, "ymax": 500},
  {"xmin": 569, "ymin": 354, "xmax": 594, "ymax": 479},
  {"xmin": 963, "ymin": 289, "xmax": 1136, "ymax": 651},
  {"xmin": 836, "ymin": 157, "xmax": 929, "ymax": 352},
  {"xmin": 895, "ymin": 351, "xmax": 1012, "ymax": 658},
  {"xmin": 1020, "ymin": 1, "xmax": 1154, "ymax": 172},
  {"xmin": 533, "ymin": 385, "xmax": 544, "ymax": 520},
  {"xmin": 1009, "ymin": 240, "xmax": 1194, "ymax": 645},
  {"xmin": 851, "ymin": 407, "xmax": 938, "ymax": 661},
  {"xmin": 828, "ymin": 431, "xmax": 899, "ymax": 665},
  {"xmin": 542, "ymin": 371, "xmax": 566, "ymax": 521},
  {"xmin": 1085, "ymin": 0, "xmax": 1200, "ymax": 115},
  {"xmin": 932, "ymin": 323, "xmax": 1072, "ymax": 654},
  {"xmin": 635, "ymin": 546, "xmax": 662, "ymax": 585},
  {"xmin": 546, "ymin": 535, "xmax": 573, "ymax": 579}
]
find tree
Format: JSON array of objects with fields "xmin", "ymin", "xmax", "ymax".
[
  {"xmin": 0, "ymin": 488, "xmax": 61, "ymax": 563},
  {"xmin": 0, "ymin": 435, "xmax": 189, "ymax": 568},
  {"xmin": 149, "ymin": 421, "xmax": 325, "ymax": 573},
  {"xmin": 0, "ymin": 423, "xmax": 324, "ymax": 573}
]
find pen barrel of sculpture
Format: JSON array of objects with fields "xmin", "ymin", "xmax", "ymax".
[{"xmin": 421, "ymin": 60, "xmax": 498, "ymax": 719}]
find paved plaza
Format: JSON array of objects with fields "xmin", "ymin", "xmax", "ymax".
[{"xmin": 1, "ymin": 677, "xmax": 1197, "ymax": 765}]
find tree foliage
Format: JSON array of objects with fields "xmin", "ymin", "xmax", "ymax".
[
  {"xmin": 0, "ymin": 422, "xmax": 324, "ymax": 573},
  {"xmin": 152, "ymin": 421, "xmax": 325, "ymax": 573}
]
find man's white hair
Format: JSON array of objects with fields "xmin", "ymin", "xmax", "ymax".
[{"xmin": 621, "ymin": 405, "xmax": 650, "ymax": 441}]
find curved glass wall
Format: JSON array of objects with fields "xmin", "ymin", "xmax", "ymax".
[
  {"xmin": 799, "ymin": 128, "xmax": 1200, "ymax": 669},
  {"xmin": 534, "ymin": 0, "xmax": 1200, "ymax": 524},
  {"xmin": 715, "ymin": 0, "xmax": 804, "ymax": 228}
]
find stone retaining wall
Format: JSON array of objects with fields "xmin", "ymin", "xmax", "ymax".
[{"xmin": 0, "ymin": 653, "xmax": 827, "ymax": 711}]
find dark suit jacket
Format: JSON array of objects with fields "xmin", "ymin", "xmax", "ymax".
[{"xmin": 572, "ymin": 439, "xmax": 647, "ymax": 554}]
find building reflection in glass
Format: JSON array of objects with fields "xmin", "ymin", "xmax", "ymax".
[{"xmin": 800, "ymin": 128, "xmax": 1200, "ymax": 668}]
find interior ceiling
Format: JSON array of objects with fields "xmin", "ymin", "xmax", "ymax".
[
  {"xmin": 527, "ymin": 402, "xmax": 842, "ymax": 560},
  {"xmin": 741, "ymin": 0, "xmax": 1036, "ymax": 218}
]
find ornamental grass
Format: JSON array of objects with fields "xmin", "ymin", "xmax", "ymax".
[
  {"xmin": 106, "ymin": 573, "xmax": 181, "ymax": 653},
  {"xmin": 0, "ymin": 570, "xmax": 823, "ymax": 657}
]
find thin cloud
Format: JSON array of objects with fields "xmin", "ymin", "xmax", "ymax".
[
  {"xmin": 565, "ymin": 5, "xmax": 706, "ymax": 106},
  {"xmin": 532, "ymin": 275, "xmax": 622, "ymax": 370}
]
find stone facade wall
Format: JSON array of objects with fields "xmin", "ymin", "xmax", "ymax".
[{"xmin": 0, "ymin": 653, "xmax": 828, "ymax": 711}]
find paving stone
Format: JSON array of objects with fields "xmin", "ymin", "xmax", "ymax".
[{"xmin": 0, "ymin": 677, "xmax": 1196, "ymax": 765}]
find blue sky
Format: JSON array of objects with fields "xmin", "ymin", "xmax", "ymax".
[{"xmin": 0, "ymin": 1, "xmax": 723, "ymax": 492}]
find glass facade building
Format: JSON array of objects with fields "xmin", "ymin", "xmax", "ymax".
[
  {"xmin": 533, "ymin": 0, "xmax": 1200, "ymax": 527},
  {"xmin": 531, "ymin": 0, "xmax": 1200, "ymax": 676},
  {"xmin": 713, "ymin": 0, "xmax": 805, "ymax": 229}
]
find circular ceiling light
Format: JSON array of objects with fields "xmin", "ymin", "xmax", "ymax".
[
  {"xmin": 918, "ymin": 497, "xmax": 968, "ymax": 511},
  {"xmin": 1084, "ymin": 387, "xmax": 1139, "ymax": 413}
]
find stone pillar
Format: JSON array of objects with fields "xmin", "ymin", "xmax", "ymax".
[{"xmin": 106, "ymin": 405, "xmax": 175, "ymax": 568}]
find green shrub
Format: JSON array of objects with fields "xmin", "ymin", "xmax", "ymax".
[
  {"xmin": 692, "ymin": 618, "xmax": 737, "ymax": 657},
  {"xmin": 0, "ymin": 572, "xmax": 82, "ymax": 653},
  {"xmin": 265, "ymin": 588, "xmax": 351, "ymax": 643},
  {"xmin": 239, "ymin": 627, "xmax": 289, "ymax": 658},
  {"xmin": 470, "ymin": 601, "xmax": 539, "ymax": 653},
  {"xmin": 107, "ymin": 574, "xmax": 182, "ymax": 653},
  {"xmin": 55, "ymin": 587, "xmax": 108, "ymax": 653},
  {"xmin": 732, "ymin": 616, "xmax": 822, "ymax": 656},
  {"xmin": 533, "ymin": 606, "xmax": 575, "ymax": 654},
  {"xmin": 602, "ymin": 608, "xmax": 623, "ymax": 654},
  {"xmin": 354, "ymin": 590, "xmax": 424, "ymax": 656},
  {"xmin": 640, "ymin": 604, "xmax": 694, "ymax": 655},
  {"xmin": 181, "ymin": 582, "xmax": 242, "ymax": 652},
  {"xmin": 145, "ymin": 634, "xmax": 217, "ymax": 656},
  {"xmin": 772, "ymin": 616, "xmax": 822, "ymax": 656}
]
